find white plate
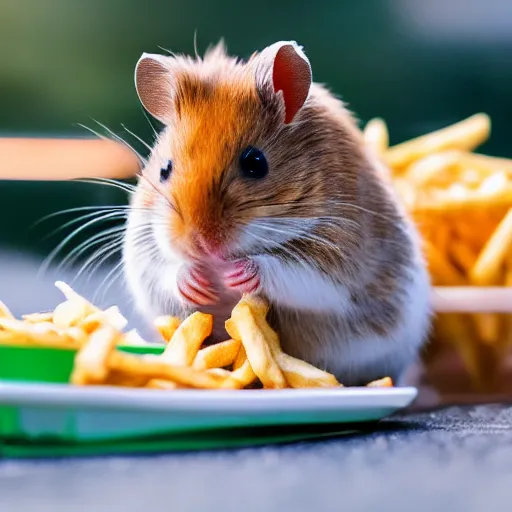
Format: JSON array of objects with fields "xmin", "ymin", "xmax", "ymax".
[{"xmin": 0, "ymin": 383, "xmax": 417, "ymax": 442}]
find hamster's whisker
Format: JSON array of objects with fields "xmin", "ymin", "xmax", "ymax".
[
  {"xmin": 35, "ymin": 205, "xmax": 129, "ymax": 222},
  {"xmin": 248, "ymin": 222, "xmax": 346, "ymax": 255},
  {"xmin": 33, "ymin": 206, "xmax": 132, "ymax": 233},
  {"xmin": 138, "ymin": 174, "xmax": 182, "ymax": 219},
  {"xmin": 266, "ymin": 216, "xmax": 361, "ymax": 235},
  {"xmin": 79, "ymin": 120, "xmax": 147, "ymax": 166},
  {"xmin": 73, "ymin": 241, "xmax": 122, "ymax": 283},
  {"xmin": 77, "ymin": 178, "xmax": 137, "ymax": 195},
  {"xmin": 92, "ymin": 259, "xmax": 125, "ymax": 304},
  {"xmin": 42, "ymin": 210, "xmax": 127, "ymax": 241},
  {"xmin": 129, "ymin": 243, "xmax": 161, "ymax": 265},
  {"xmin": 253, "ymin": 200, "xmax": 396, "ymax": 223},
  {"xmin": 241, "ymin": 227, "xmax": 311, "ymax": 263},
  {"xmin": 241, "ymin": 229, "xmax": 293, "ymax": 257},
  {"xmin": 157, "ymin": 46, "xmax": 178, "ymax": 57},
  {"xmin": 237, "ymin": 198, "xmax": 352, "ymax": 212},
  {"xmin": 140, "ymin": 108, "xmax": 160, "ymax": 137},
  {"xmin": 39, "ymin": 211, "xmax": 128, "ymax": 275},
  {"xmin": 326, "ymin": 204, "xmax": 396, "ymax": 222},
  {"xmin": 121, "ymin": 124, "xmax": 154, "ymax": 152},
  {"xmin": 98, "ymin": 266, "xmax": 125, "ymax": 302},
  {"xmin": 78, "ymin": 239, "xmax": 125, "ymax": 282},
  {"xmin": 59, "ymin": 226, "xmax": 126, "ymax": 271}
]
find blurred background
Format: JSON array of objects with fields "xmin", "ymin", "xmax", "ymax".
[
  {"xmin": 2, "ymin": 0, "xmax": 512, "ymax": 256},
  {"xmin": 2, "ymin": 0, "xmax": 512, "ymax": 401}
]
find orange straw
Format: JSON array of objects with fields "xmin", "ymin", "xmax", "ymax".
[{"xmin": 0, "ymin": 138, "xmax": 140, "ymax": 180}]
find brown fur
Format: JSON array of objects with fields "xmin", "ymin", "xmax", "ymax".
[{"xmin": 126, "ymin": 41, "xmax": 430, "ymax": 384}]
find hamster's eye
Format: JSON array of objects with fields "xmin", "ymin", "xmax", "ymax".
[
  {"xmin": 239, "ymin": 147, "xmax": 268, "ymax": 179},
  {"xmin": 160, "ymin": 160, "xmax": 173, "ymax": 182}
]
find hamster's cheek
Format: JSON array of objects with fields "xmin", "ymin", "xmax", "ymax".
[{"xmin": 151, "ymin": 216, "xmax": 184, "ymax": 265}]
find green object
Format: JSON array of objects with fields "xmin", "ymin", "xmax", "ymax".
[
  {"xmin": 0, "ymin": 345, "xmax": 416, "ymax": 458},
  {"xmin": 0, "ymin": 343, "xmax": 164, "ymax": 384},
  {"xmin": 0, "ymin": 425, "xmax": 361, "ymax": 459}
]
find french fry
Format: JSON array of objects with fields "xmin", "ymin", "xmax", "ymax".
[
  {"xmin": 104, "ymin": 370, "xmax": 149, "ymax": 388},
  {"xmin": 0, "ymin": 317, "xmax": 80, "ymax": 349},
  {"xmin": 66, "ymin": 326, "xmax": 88, "ymax": 347},
  {"xmin": 53, "ymin": 281, "xmax": 99, "ymax": 328},
  {"xmin": 227, "ymin": 304, "xmax": 286, "ymax": 389},
  {"xmin": 160, "ymin": 312, "xmax": 213, "ymax": 365},
  {"xmin": 146, "ymin": 379, "xmax": 179, "ymax": 390},
  {"xmin": 470, "ymin": 207, "xmax": 512, "ymax": 285},
  {"xmin": 456, "ymin": 151, "xmax": 512, "ymax": 174},
  {"xmin": 277, "ymin": 355, "xmax": 340, "ymax": 388},
  {"xmin": 108, "ymin": 351, "xmax": 223, "ymax": 389},
  {"xmin": 385, "ymin": 113, "xmax": 490, "ymax": 169},
  {"xmin": 405, "ymin": 150, "xmax": 461, "ymax": 186},
  {"xmin": 80, "ymin": 306, "xmax": 128, "ymax": 333},
  {"xmin": 367, "ymin": 377, "xmax": 393, "ymax": 387},
  {"xmin": 240, "ymin": 295, "xmax": 341, "ymax": 388},
  {"xmin": 451, "ymin": 218, "xmax": 494, "ymax": 253},
  {"xmin": 413, "ymin": 185, "xmax": 512, "ymax": 213},
  {"xmin": 2, "ymin": 281, "xmax": 391, "ymax": 389},
  {"xmin": 449, "ymin": 239, "xmax": 478, "ymax": 274},
  {"xmin": 424, "ymin": 241, "xmax": 467, "ymax": 286},
  {"xmin": 54, "ymin": 281, "xmax": 93, "ymax": 303},
  {"xmin": 432, "ymin": 222, "xmax": 451, "ymax": 259},
  {"xmin": 473, "ymin": 313, "xmax": 501, "ymax": 345},
  {"xmin": 220, "ymin": 357, "xmax": 257, "ymax": 389},
  {"xmin": 52, "ymin": 299, "xmax": 91, "ymax": 329},
  {"xmin": 193, "ymin": 338, "xmax": 241, "ymax": 371},
  {"xmin": 0, "ymin": 331, "xmax": 34, "ymax": 347},
  {"xmin": 22, "ymin": 312, "xmax": 54, "ymax": 323},
  {"xmin": 123, "ymin": 329, "xmax": 150, "ymax": 346},
  {"xmin": 363, "ymin": 118, "xmax": 389, "ymax": 154},
  {"xmin": 0, "ymin": 301, "xmax": 15, "ymax": 319},
  {"xmin": 71, "ymin": 325, "xmax": 119, "ymax": 384},
  {"xmin": 206, "ymin": 368, "xmax": 233, "ymax": 379},
  {"xmin": 154, "ymin": 316, "xmax": 181, "ymax": 343},
  {"xmin": 233, "ymin": 345, "xmax": 248, "ymax": 370},
  {"xmin": 233, "ymin": 295, "xmax": 341, "ymax": 388}
]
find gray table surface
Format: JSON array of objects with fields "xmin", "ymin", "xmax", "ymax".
[
  {"xmin": 0, "ymin": 405, "xmax": 511, "ymax": 512},
  {"xmin": 1, "ymin": 252, "xmax": 511, "ymax": 512}
]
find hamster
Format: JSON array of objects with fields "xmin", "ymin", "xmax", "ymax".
[{"xmin": 123, "ymin": 40, "xmax": 432, "ymax": 386}]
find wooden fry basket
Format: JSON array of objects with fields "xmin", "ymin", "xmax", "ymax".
[{"xmin": 364, "ymin": 113, "xmax": 512, "ymax": 406}]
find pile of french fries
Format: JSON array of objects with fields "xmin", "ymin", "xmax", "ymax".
[
  {"xmin": 0, "ymin": 282, "xmax": 391, "ymax": 390},
  {"xmin": 364, "ymin": 113, "xmax": 512, "ymax": 385}
]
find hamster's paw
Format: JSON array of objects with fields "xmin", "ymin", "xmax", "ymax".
[
  {"xmin": 223, "ymin": 259, "xmax": 260, "ymax": 294},
  {"xmin": 176, "ymin": 265, "xmax": 219, "ymax": 306}
]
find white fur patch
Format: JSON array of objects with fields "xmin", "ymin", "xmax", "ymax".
[
  {"xmin": 254, "ymin": 244, "xmax": 432, "ymax": 383},
  {"xmin": 321, "ymin": 261, "xmax": 432, "ymax": 381},
  {"xmin": 254, "ymin": 255, "xmax": 351, "ymax": 313}
]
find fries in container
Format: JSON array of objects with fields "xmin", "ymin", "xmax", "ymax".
[{"xmin": 364, "ymin": 112, "xmax": 512, "ymax": 390}]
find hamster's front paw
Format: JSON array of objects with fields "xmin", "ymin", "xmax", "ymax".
[
  {"xmin": 223, "ymin": 259, "xmax": 260, "ymax": 295},
  {"xmin": 176, "ymin": 264, "xmax": 219, "ymax": 306}
]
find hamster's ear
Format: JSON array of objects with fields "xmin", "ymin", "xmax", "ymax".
[
  {"xmin": 134, "ymin": 53, "xmax": 173, "ymax": 123},
  {"xmin": 257, "ymin": 41, "xmax": 312, "ymax": 124}
]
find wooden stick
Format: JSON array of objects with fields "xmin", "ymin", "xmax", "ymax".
[
  {"xmin": 0, "ymin": 138, "xmax": 140, "ymax": 180},
  {"xmin": 432, "ymin": 287, "xmax": 512, "ymax": 313}
]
